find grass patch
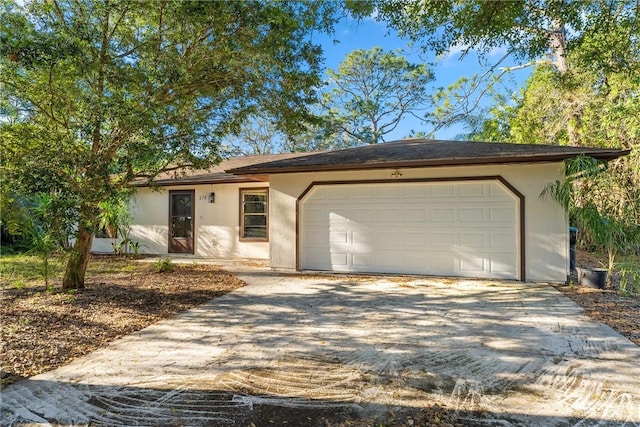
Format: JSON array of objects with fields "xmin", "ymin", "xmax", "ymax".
[
  {"xmin": 0, "ymin": 253, "xmax": 143, "ymax": 289},
  {"xmin": 0, "ymin": 253, "xmax": 64, "ymax": 287},
  {"xmin": 618, "ymin": 261, "xmax": 640, "ymax": 296}
]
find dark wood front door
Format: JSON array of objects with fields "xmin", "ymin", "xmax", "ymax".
[{"xmin": 169, "ymin": 190, "xmax": 194, "ymax": 254}]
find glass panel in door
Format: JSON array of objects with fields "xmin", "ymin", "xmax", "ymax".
[{"xmin": 169, "ymin": 191, "xmax": 194, "ymax": 254}]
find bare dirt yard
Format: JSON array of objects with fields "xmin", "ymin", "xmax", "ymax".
[
  {"xmin": 1, "ymin": 257, "xmax": 246, "ymax": 387},
  {"xmin": 1, "ymin": 254, "xmax": 639, "ymax": 426}
]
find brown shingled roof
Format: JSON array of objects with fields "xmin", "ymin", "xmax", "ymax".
[
  {"xmin": 226, "ymin": 139, "xmax": 630, "ymax": 175},
  {"xmin": 132, "ymin": 152, "xmax": 311, "ymax": 187}
]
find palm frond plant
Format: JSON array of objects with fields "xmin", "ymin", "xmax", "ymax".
[{"xmin": 542, "ymin": 154, "xmax": 640, "ymax": 287}]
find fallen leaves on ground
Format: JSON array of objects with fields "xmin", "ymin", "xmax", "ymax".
[
  {"xmin": 2, "ymin": 255, "xmax": 638, "ymax": 426},
  {"xmin": 553, "ymin": 284, "xmax": 640, "ymax": 346},
  {"xmin": 0, "ymin": 259, "xmax": 245, "ymax": 387}
]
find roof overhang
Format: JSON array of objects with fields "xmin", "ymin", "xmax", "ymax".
[
  {"xmin": 226, "ymin": 140, "xmax": 630, "ymax": 176},
  {"xmin": 131, "ymin": 174, "xmax": 263, "ymax": 188},
  {"xmin": 130, "ymin": 152, "xmax": 310, "ymax": 187}
]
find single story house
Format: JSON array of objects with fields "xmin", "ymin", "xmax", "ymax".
[{"xmin": 93, "ymin": 139, "xmax": 628, "ymax": 282}]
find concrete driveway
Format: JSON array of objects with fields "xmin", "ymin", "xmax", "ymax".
[{"xmin": 2, "ymin": 263, "xmax": 639, "ymax": 426}]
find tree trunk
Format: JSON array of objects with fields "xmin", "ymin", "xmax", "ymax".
[
  {"xmin": 549, "ymin": 23, "xmax": 569, "ymax": 75},
  {"xmin": 62, "ymin": 226, "xmax": 94, "ymax": 289}
]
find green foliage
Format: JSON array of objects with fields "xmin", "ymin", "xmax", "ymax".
[
  {"xmin": 0, "ymin": 253, "xmax": 62, "ymax": 287},
  {"xmin": 10, "ymin": 280, "xmax": 27, "ymax": 289},
  {"xmin": 97, "ymin": 197, "xmax": 131, "ymax": 240},
  {"xmin": 321, "ymin": 47, "xmax": 434, "ymax": 145},
  {"xmin": 352, "ymin": 1, "xmax": 636, "ymax": 68},
  {"xmin": 3, "ymin": 193, "xmax": 74, "ymax": 287},
  {"xmin": 153, "ymin": 257, "xmax": 174, "ymax": 273},
  {"xmin": 618, "ymin": 262, "xmax": 640, "ymax": 296},
  {"xmin": 223, "ymin": 114, "xmax": 285, "ymax": 156},
  {"xmin": 457, "ymin": 86, "xmax": 522, "ymax": 142},
  {"xmin": 352, "ymin": 1, "xmax": 638, "ymax": 133},
  {"xmin": 0, "ymin": 252, "xmax": 152, "ymax": 288},
  {"xmin": 111, "ymin": 237, "xmax": 144, "ymax": 258},
  {"xmin": 508, "ymin": 59, "xmax": 640, "ymax": 149},
  {"xmin": 543, "ymin": 155, "xmax": 640, "ymax": 282},
  {"xmin": 1, "ymin": 0, "xmax": 338, "ymax": 288},
  {"xmin": 0, "ymin": 245, "xmax": 17, "ymax": 255}
]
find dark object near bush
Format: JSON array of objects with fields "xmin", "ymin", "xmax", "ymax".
[{"xmin": 577, "ymin": 267, "xmax": 607, "ymax": 289}]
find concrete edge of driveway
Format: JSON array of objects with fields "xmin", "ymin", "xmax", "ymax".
[{"xmin": 2, "ymin": 257, "xmax": 638, "ymax": 426}]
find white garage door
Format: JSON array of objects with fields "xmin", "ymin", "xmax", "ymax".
[{"xmin": 300, "ymin": 180, "xmax": 520, "ymax": 279}]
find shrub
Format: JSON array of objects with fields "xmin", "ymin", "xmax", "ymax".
[
  {"xmin": 154, "ymin": 257, "xmax": 174, "ymax": 273},
  {"xmin": 618, "ymin": 262, "xmax": 640, "ymax": 296}
]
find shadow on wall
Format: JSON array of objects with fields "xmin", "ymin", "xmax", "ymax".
[
  {"xmin": 197, "ymin": 225, "xmax": 269, "ymax": 259},
  {"xmin": 129, "ymin": 224, "xmax": 168, "ymax": 254},
  {"xmin": 91, "ymin": 226, "xmax": 167, "ymax": 255}
]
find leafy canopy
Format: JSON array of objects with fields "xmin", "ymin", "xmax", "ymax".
[
  {"xmin": 0, "ymin": 0, "xmax": 338, "ymax": 287},
  {"xmin": 348, "ymin": 0, "xmax": 639, "ymax": 133},
  {"xmin": 321, "ymin": 47, "xmax": 434, "ymax": 145}
]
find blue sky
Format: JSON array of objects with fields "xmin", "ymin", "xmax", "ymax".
[{"xmin": 317, "ymin": 17, "xmax": 532, "ymax": 141}]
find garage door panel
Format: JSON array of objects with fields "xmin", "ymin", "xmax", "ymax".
[
  {"xmin": 306, "ymin": 230, "xmax": 329, "ymax": 245},
  {"xmin": 350, "ymin": 252, "xmax": 370, "ymax": 265},
  {"xmin": 489, "ymin": 253, "xmax": 518, "ymax": 275},
  {"xmin": 329, "ymin": 231, "xmax": 348, "ymax": 244},
  {"xmin": 459, "ymin": 207, "xmax": 485, "ymax": 222},
  {"xmin": 401, "ymin": 186, "xmax": 427, "ymax": 199},
  {"xmin": 300, "ymin": 181, "xmax": 519, "ymax": 279},
  {"xmin": 404, "ymin": 209, "xmax": 426, "ymax": 222},
  {"xmin": 403, "ymin": 232, "xmax": 427, "ymax": 247},
  {"xmin": 432, "ymin": 208, "xmax": 456, "ymax": 222},
  {"xmin": 459, "ymin": 183, "xmax": 485, "ymax": 197},
  {"xmin": 351, "ymin": 187, "xmax": 374, "ymax": 199},
  {"xmin": 352, "ymin": 209, "xmax": 374, "ymax": 222},
  {"xmin": 304, "ymin": 208, "xmax": 327, "ymax": 222},
  {"xmin": 352, "ymin": 231, "xmax": 372, "ymax": 245},
  {"xmin": 377, "ymin": 209, "xmax": 401, "ymax": 221},
  {"xmin": 431, "ymin": 232, "xmax": 456, "ymax": 247},
  {"xmin": 460, "ymin": 256, "xmax": 486, "ymax": 274},
  {"xmin": 326, "ymin": 187, "xmax": 349, "ymax": 200},
  {"xmin": 429, "ymin": 254, "xmax": 456, "ymax": 274},
  {"xmin": 330, "ymin": 253, "xmax": 349, "ymax": 269},
  {"xmin": 376, "ymin": 231, "xmax": 406, "ymax": 248},
  {"xmin": 490, "ymin": 206, "xmax": 516, "ymax": 221},
  {"xmin": 490, "ymin": 233, "xmax": 516, "ymax": 249},
  {"xmin": 460, "ymin": 232, "xmax": 486, "ymax": 248},
  {"xmin": 430, "ymin": 184, "xmax": 455, "ymax": 198}
]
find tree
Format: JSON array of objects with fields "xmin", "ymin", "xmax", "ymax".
[
  {"xmin": 463, "ymin": 54, "xmax": 639, "ymax": 149},
  {"xmin": 543, "ymin": 155, "xmax": 640, "ymax": 284},
  {"xmin": 349, "ymin": 0, "xmax": 639, "ymax": 134},
  {"xmin": 1, "ymin": 0, "xmax": 337, "ymax": 289},
  {"xmin": 223, "ymin": 114, "xmax": 286, "ymax": 156},
  {"xmin": 461, "ymin": 23, "xmax": 640, "ymax": 267},
  {"xmin": 320, "ymin": 47, "xmax": 434, "ymax": 145},
  {"xmin": 461, "ymin": 90, "xmax": 521, "ymax": 143},
  {"xmin": 350, "ymin": 0, "xmax": 640, "ymax": 267}
]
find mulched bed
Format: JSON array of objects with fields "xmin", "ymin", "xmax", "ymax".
[
  {"xmin": 1, "ymin": 255, "xmax": 638, "ymax": 426},
  {"xmin": 0, "ymin": 259, "xmax": 245, "ymax": 387},
  {"xmin": 551, "ymin": 250, "xmax": 640, "ymax": 346},
  {"xmin": 553, "ymin": 284, "xmax": 640, "ymax": 346}
]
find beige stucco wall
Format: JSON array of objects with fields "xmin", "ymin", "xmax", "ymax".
[
  {"xmin": 268, "ymin": 162, "xmax": 569, "ymax": 282},
  {"xmin": 92, "ymin": 183, "xmax": 270, "ymax": 259}
]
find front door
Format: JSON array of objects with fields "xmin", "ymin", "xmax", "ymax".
[{"xmin": 169, "ymin": 190, "xmax": 194, "ymax": 254}]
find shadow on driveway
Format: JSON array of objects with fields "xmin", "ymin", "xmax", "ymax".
[{"xmin": 2, "ymin": 272, "xmax": 639, "ymax": 426}]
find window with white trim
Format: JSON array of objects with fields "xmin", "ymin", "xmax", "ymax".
[{"xmin": 240, "ymin": 188, "xmax": 268, "ymax": 240}]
